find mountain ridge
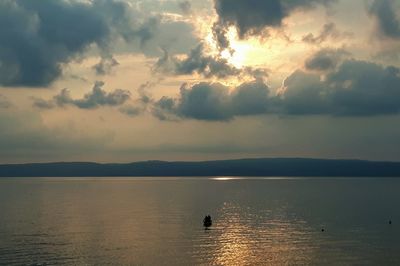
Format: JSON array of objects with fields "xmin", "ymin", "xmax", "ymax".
[{"xmin": 1, "ymin": 158, "xmax": 400, "ymax": 177}]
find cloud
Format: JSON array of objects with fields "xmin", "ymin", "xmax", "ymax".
[
  {"xmin": 138, "ymin": 19, "xmax": 199, "ymax": 57},
  {"xmin": 153, "ymin": 58, "xmax": 400, "ymax": 121},
  {"xmin": 302, "ymin": 22, "xmax": 353, "ymax": 44},
  {"xmin": 178, "ymin": 1, "xmax": 192, "ymax": 14},
  {"xmin": 304, "ymin": 48, "xmax": 349, "ymax": 71},
  {"xmin": 176, "ymin": 44, "xmax": 242, "ymax": 78},
  {"xmin": 277, "ymin": 70, "xmax": 331, "ymax": 115},
  {"xmin": 93, "ymin": 55, "xmax": 119, "ymax": 76},
  {"xmin": 117, "ymin": 82, "xmax": 154, "ymax": 117},
  {"xmin": 154, "ymin": 43, "xmax": 266, "ymax": 79},
  {"xmin": 155, "ymin": 44, "xmax": 242, "ymax": 78},
  {"xmin": 0, "ymin": 109, "xmax": 113, "ymax": 162},
  {"xmin": 369, "ymin": 0, "xmax": 400, "ymax": 39},
  {"xmin": 213, "ymin": 0, "xmax": 335, "ymax": 50},
  {"xmin": 0, "ymin": 95, "xmax": 12, "ymax": 108},
  {"xmin": 153, "ymin": 79, "xmax": 271, "ymax": 121},
  {"xmin": 280, "ymin": 60, "xmax": 400, "ymax": 116},
  {"xmin": 231, "ymin": 81, "xmax": 271, "ymax": 116},
  {"xmin": 34, "ymin": 55, "xmax": 400, "ymax": 121},
  {"xmin": 34, "ymin": 81, "xmax": 131, "ymax": 110},
  {"xmin": 119, "ymin": 105, "xmax": 142, "ymax": 117},
  {"xmin": 0, "ymin": 0, "xmax": 159, "ymax": 87},
  {"xmin": 32, "ymin": 97, "xmax": 56, "ymax": 109}
]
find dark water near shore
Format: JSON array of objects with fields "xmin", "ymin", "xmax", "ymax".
[{"xmin": 1, "ymin": 177, "xmax": 400, "ymax": 265}]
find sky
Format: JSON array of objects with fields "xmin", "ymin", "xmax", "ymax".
[{"xmin": 0, "ymin": 0, "xmax": 400, "ymax": 163}]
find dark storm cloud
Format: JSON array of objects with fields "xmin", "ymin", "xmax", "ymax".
[
  {"xmin": 305, "ymin": 48, "xmax": 349, "ymax": 71},
  {"xmin": 153, "ymin": 59, "xmax": 400, "ymax": 121},
  {"xmin": 369, "ymin": 0, "xmax": 400, "ymax": 39},
  {"xmin": 0, "ymin": 0, "xmax": 158, "ymax": 87},
  {"xmin": 213, "ymin": 0, "xmax": 335, "ymax": 50},
  {"xmin": 34, "ymin": 81, "xmax": 131, "ymax": 110}
]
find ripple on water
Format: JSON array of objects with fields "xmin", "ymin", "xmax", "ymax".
[{"xmin": 1, "ymin": 178, "xmax": 400, "ymax": 265}]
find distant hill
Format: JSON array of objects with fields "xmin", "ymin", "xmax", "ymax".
[{"xmin": 1, "ymin": 158, "xmax": 400, "ymax": 177}]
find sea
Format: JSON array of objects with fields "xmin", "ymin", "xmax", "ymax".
[{"xmin": 1, "ymin": 177, "xmax": 399, "ymax": 265}]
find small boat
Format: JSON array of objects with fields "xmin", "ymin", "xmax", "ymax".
[{"xmin": 203, "ymin": 215, "xmax": 212, "ymax": 228}]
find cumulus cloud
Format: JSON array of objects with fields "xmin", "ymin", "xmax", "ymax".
[
  {"xmin": 277, "ymin": 70, "xmax": 331, "ymax": 115},
  {"xmin": 280, "ymin": 60, "xmax": 400, "ymax": 115},
  {"xmin": 33, "ymin": 81, "xmax": 131, "ymax": 110},
  {"xmin": 305, "ymin": 48, "xmax": 349, "ymax": 71},
  {"xmin": 153, "ymin": 58, "xmax": 400, "ymax": 121},
  {"xmin": 213, "ymin": 0, "xmax": 335, "ymax": 50},
  {"xmin": 153, "ymin": 50, "xmax": 400, "ymax": 121},
  {"xmin": 0, "ymin": 0, "xmax": 159, "ymax": 87},
  {"xmin": 153, "ymin": 79, "xmax": 271, "ymax": 121},
  {"xmin": 369, "ymin": 0, "xmax": 400, "ymax": 39}
]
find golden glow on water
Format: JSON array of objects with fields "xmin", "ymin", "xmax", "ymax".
[
  {"xmin": 1, "ymin": 178, "xmax": 398, "ymax": 265},
  {"xmin": 212, "ymin": 177, "xmax": 238, "ymax": 181},
  {"xmin": 214, "ymin": 204, "xmax": 256, "ymax": 265},
  {"xmin": 208, "ymin": 202, "xmax": 315, "ymax": 265}
]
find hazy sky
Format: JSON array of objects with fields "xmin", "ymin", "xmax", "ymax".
[{"xmin": 0, "ymin": 0, "xmax": 400, "ymax": 163}]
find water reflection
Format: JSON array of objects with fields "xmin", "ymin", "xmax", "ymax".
[
  {"xmin": 1, "ymin": 178, "xmax": 400, "ymax": 265},
  {"xmin": 206, "ymin": 202, "xmax": 316, "ymax": 265},
  {"xmin": 212, "ymin": 177, "xmax": 239, "ymax": 181},
  {"xmin": 214, "ymin": 203, "xmax": 259, "ymax": 265}
]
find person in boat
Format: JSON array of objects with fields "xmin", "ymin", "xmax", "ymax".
[{"xmin": 203, "ymin": 215, "xmax": 212, "ymax": 228}]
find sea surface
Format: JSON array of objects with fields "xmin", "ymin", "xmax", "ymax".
[{"xmin": 1, "ymin": 177, "xmax": 400, "ymax": 265}]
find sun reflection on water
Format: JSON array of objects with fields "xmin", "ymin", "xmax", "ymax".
[
  {"xmin": 212, "ymin": 177, "xmax": 239, "ymax": 181},
  {"xmin": 207, "ymin": 202, "xmax": 316, "ymax": 265},
  {"xmin": 3, "ymin": 178, "xmax": 390, "ymax": 265}
]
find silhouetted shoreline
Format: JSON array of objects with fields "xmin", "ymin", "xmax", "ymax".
[{"xmin": 1, "ymin": 158, "xmax": 400, "ymax": 177}]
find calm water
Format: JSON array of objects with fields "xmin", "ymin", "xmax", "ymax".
[{"xmin": 1, "ymin": 177, "xmax": 400, "ymax": 265}]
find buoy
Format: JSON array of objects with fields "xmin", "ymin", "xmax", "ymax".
[
  {"xmin": 389, "ymin": 220, "xmax": 392, "ymax": 225},
  {"xmin": 321, "ymin": 228, "xmax": 325, "ymax": 232}
]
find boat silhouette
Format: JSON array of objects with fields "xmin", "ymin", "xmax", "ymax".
[{"xmin": 203, "ymin": 215, "xmax": 212, "ymax": 228}]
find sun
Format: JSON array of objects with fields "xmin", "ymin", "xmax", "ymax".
[
  {"xmin": 203, "ymin": 26, "xmax": 251, "ymax": 69},
  {"xmin": 203, "ymin": 24, "xmax": 285, "ymax": 73},
  {"xmin": 221, "ymin": 41, "xmax": 251, "ymax": 68},
  {"xmin": 219, "ymin": 28, "xmax": 252, "ymax": 68}
]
